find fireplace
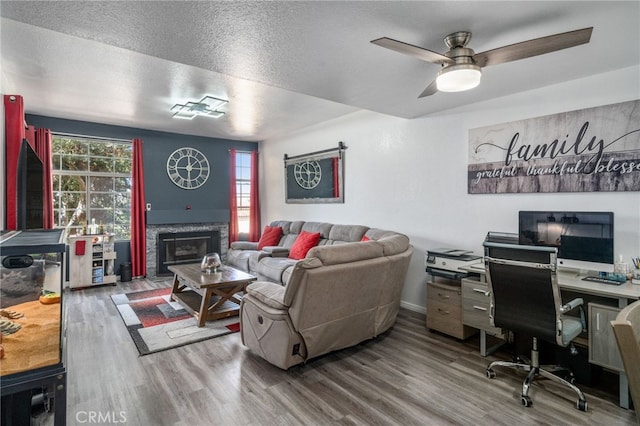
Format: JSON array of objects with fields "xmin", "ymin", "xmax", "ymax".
[
  {"xmin": 157, "ymin": 230, "xmax": 220, "ymax": 275},
  {"xmin": 146, "ymin": 222, "xmax": 228, "ymax": 278}
]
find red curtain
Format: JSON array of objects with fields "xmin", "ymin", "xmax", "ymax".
[
  {"xmin": 228, "ymin": 149, "xmax": 239, "ymax": 244},
  {"xmin": 4, "ymin": 95, "xmax": 26, "ymax": 230},
  {"xmin": 248, "ymin": 150, "xmax": 260, "ymax": 241},
  {"xmin": 34, "ymin": 128, "xmax": 54, "ymax": 229},
  {"xmin": 131, "ymin": 138, "xmax": 146, "ymax": 278},
  {"xmin": 25, "ymin": 126, "xmax": 36, "ymax": 147},
  {"xmin": 332, "ymin": 157, "xmax": 339, "ymax": 198}
]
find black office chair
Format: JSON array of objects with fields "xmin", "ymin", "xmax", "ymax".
[{"xmin": 483, "ymin": 240, "xmax": 588, "ymax": 411}]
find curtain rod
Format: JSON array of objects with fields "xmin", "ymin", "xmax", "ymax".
[
  {"xmin": 284, "ymin": 141, "xmax": 346, "ymax": 161},
  {"xmin": 53, "ymin": 131, "xmax": 131, "ymax": 143}
]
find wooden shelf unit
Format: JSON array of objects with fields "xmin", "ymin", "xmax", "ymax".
[{"xmin": 69, "ymin": 234, "xmax": 117, "ymax": 289}]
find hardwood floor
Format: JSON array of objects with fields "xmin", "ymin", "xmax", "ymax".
[{"xmin": 49, "ymin": 278, "xmax": 637, "ymax": 425}]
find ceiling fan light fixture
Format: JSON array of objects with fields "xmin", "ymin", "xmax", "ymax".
[{"xmin": 436, "ymin": 64, "xmax": 482, "ymax": 92}]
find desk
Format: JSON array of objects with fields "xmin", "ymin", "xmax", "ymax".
[
  {"xmin": 463, "ymin": 261, "xmax": 640, "ymax": 305},
  {"xmin": 555, "ymin": 270, "xmax": 640, "ymax": 305},
  {"xmin": 462, "ymin": 263, "xmax": 640, "ymax": 409}
]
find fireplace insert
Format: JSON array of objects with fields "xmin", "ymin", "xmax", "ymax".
[{"xmin": 157, "ymin": 230, "xmax": 220, "ymax": 275}]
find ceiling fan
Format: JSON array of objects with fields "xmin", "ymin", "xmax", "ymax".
[{"xmin": 371, "ymin": 27, "xmax": 593, "ymax": 98}]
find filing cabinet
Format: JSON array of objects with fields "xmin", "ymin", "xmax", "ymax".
[
  {"xmin": 426, "ymin": 278, "xmax": 476, "ymax": 340},
  {"xmin": 588, "ymin": 303, "xmax": 623, "ymax": 371}
]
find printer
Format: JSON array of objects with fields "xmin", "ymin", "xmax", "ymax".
[{"xmin": 426, "ymin": 248, "xmax": 482, "ymax": 279}]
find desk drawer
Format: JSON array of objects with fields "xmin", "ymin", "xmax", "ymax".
[
  {"xmin": 429, "ymin": 299, "xmax": 462, "ymax": 319},
  {"xmin": 427, "ymin": 306, "xmax": 463, "ymax": 338},
  {"xmin": 461, "ymin": 278, "xmax": 489, "ymax": 303},
  {"xmin": 461, "ymin": 278, "xmax": 503, "ymax": 337},
  {"xmin": 427, "ymin": 280, "xmax": 461, "ymax": 306},
  {"xmin": 462, "ymin": 299, "xmax": 502, "ymax": 337}
]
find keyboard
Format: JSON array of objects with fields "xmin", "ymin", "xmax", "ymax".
[{"xmin": 582, "ymin": 276, "xmax": 626, "ymax": 285}]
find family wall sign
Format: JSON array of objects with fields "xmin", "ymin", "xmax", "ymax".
[{"xmin": 468, "ymin": 100, "xmax": 640, "ymax": 194}]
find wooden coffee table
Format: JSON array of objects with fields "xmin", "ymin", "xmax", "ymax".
[{"xmin": 168, "ymin": 263, "xmax": 256, "ymax": 327}]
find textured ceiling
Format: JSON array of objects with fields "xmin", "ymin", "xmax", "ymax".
[{"xmin": 1, "ymin": 1, "xmax": 639, "ymax": 142}]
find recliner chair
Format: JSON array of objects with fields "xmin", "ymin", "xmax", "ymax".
[{"xmin": 483, "ymin": 239, "xmax": 588, "ymax": 411}]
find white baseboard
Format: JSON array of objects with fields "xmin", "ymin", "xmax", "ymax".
[{"xmin": 400, "ymin": 300, "xmax": 426, "ymax": 314}]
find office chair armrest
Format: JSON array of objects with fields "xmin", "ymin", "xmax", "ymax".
[
  {"xmin": 560, "ymin": 298, "xmax": 583, "ymax": 314},
  {"xmin": 561, "ymin": 298, "xmax": 587, "ymax": 332}
]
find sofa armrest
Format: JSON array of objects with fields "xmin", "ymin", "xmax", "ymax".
[
  {"xmin": 230, "ymin": 241, "xmax": 259, "ymax": 250},
  {"xmin": 246, "ymin": 281, "xmax": 288, "ymax": 309},
  {"xmin": 252, "ymin": 247, "xmax": 289, "ymax": 266},
  {"xmin": 262, "ymin": 246, "xmax": 290, "ymax": 257}
]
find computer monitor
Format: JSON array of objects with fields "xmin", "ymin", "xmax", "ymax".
[{"xmin": 518, "ymin": 211, "xmax": 614, "ymax": 273}]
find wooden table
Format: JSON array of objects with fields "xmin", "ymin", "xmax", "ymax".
[{"xmin": 168, "ymin": 264, "xmax": 256, "ymax": 327}]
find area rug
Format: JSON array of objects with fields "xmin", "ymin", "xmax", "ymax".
[{"xmin": 111, "ymin": 287, "xmax": 240, "ymax": 355}]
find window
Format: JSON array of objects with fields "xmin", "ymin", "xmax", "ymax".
[
  {"xmin": 52, "ymin": 134, "xmax": 132, "ymax": 239},
  {"xmin": 235, "ymin": 151, "xmax": 252, "ymax": 237}
]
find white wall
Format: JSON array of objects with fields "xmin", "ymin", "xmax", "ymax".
[
  {"xmin": 1, "ymin": 66, "xmax": 6, "ymax": 229},
  {"xmin": 0, "ymin": 96, "xmax": 5, "ymax": 231},
  {"xmin": 261, "ymin": 66, "xmax": 640, "ymax": 312}
]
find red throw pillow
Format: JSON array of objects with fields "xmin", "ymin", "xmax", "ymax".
[
  {"xmin": 361, "ymin": 235, "xmax": 370, "ymax": 242},
  {"xmin": 289, "ymin": 231, "xmax": 321, "ymax": 260},
  {"xmin": 257, "ymin": 226, "xmax": 283, "ymax": 250}
]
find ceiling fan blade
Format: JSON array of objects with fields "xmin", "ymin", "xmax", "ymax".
[
  {"xmin": 371, "ymin": 37, "xmax": 453, "ymax": 65},
  {"xmin": 418, "ymin": 79, "xmax": 439, "ymax": 98},
  {"xmin": 473, "ymin": 27, "xmax": 593, "ymax": 68}
]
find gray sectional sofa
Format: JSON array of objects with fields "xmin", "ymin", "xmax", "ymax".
[
  {"xmin": 227, "ymin": 220, "xmax": 401, "ymax": 285},
  {"xmin": 232, "ymin": 220, "xmax": 413, "ymax": 369}
]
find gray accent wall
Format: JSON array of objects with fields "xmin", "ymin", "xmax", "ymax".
[
  {"xmin": 26, "ymin": 114, "xmax": 257, "ymax": 275},
  {"xmin": 26, "ymin": 114, "xmax": 258, "ymax": 229}
]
